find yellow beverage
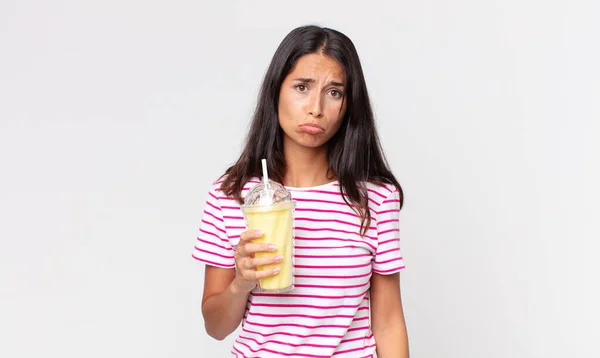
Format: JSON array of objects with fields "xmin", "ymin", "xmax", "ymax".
[{"xmin": 242, "ymin": 201, "xmax": 295, "ymax": 292}]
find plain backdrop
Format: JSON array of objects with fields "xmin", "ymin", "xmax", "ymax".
[{"xmin": 1, "ymin": 1, "xmax": 599, "ymax": 357}]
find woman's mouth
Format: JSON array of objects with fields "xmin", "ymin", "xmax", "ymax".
[{"xmin": 299, "ymin": 123, "xmax": 325, "ymax": 134}]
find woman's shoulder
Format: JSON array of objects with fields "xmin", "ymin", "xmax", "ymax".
[
  {"xmin": 364, "ymin": 181, "xmax": 399, "ymax": 205},
  {"xmin": 207, "ymin": 174, "xmax": 261, "ymax": 194},
  {"xmin": 208, "ymin": 175, "xmax": 227, "ymax": 193}
]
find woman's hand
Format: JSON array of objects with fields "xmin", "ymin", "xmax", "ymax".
[{"xmin": 232, "ymin": 229, "xmax": 282, "ymax": 293}]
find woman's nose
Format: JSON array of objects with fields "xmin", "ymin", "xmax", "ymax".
[{"xmin": 307, "ymin": 93, "xmax": 324, "ymax": 118}]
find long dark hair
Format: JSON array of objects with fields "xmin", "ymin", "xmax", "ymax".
[{"xmin": 220, "ymin": 25, "xmax": 403, "ymax": 235}]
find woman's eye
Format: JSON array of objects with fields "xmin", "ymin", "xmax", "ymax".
[
  {"xmin": 296, "ymin": 84, "xmax": 308, "ymax": 92},
  {"xmin": 329, "ymin": 89, "xmax": 343, "ymax": 98}
]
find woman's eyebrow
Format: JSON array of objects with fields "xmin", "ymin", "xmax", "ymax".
[{"xmin": 292, "ymin": 77, "xmax": 345, "ymax": 87}]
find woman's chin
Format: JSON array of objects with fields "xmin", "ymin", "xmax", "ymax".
[{"xmin": 285, "ymin": 134, "xmax": 328, "ymax": 151}]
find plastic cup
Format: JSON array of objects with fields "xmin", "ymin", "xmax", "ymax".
[{"xmin": 241, "ymin": 179, "xmax": 296, "ymax": 293}]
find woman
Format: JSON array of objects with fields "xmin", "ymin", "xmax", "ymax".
[{"xmin": 194, "ymin": 25, "xmax": 409, "ymax": 357}]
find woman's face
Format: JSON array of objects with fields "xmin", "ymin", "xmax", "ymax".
[{"xmin": 278, "ymin": 53, "xmax": 347, "ymax": 150}]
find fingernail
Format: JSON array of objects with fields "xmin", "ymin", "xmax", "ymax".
[
  {"xmin": 273, "ymin": 268, "xmax": 280, "ymax": 274},
  {"xmin": 275, "ymin": 256, "xmax": 283, "ymax": 262},
  {"xmin": 255, "ymin": 230, "xmax": 264, "ymax": 236},
  {"xmin": 268, "ymin": 244, "xmax": 276, "ymax": 251}
]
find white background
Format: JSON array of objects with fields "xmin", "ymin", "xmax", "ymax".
[{"xmin": 1, "ymin": 1, "xmax": 599, "ymax": 357}]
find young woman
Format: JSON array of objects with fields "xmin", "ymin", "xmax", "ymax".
[{"xmin": 194, "ymin": 25, "xmax": 409, "ymax": 357}]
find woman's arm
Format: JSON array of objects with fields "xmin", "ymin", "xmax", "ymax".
[
  {"xmin": 201, "ymin": 265, "xmax": 249, "ymax": 340},
  {"xmin": 371, "ymin": 272, "xmax": 409, "ymax": 357},
  {"xmin": 201, "ymin": 229, "xmax": 281, "ymax": 340}
]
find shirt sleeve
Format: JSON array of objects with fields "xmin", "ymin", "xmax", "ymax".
[
  {"xmin": 192, "ymin": 187, "xmax": 236, "ymax": 268},
  {"xmin": 372, "ymin": 188, "xmax": 405, "ymax": 274}
]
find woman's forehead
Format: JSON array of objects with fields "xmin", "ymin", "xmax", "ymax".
[{"xmin": 287, "ymin": 53, "xmax": 345, "ymax": 83}]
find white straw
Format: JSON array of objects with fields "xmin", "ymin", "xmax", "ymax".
[
  {"xmin": 260, "ymin": 159, "xmax": 273, "ymax": 205},
  {"xmin": 261, "ymin": 159, "xmax": 270, "ymax": 189}
]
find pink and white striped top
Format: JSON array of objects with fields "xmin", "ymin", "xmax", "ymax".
[{"xmin": 193, "ymin": 178, "xmax": 405, "ymax": 357}]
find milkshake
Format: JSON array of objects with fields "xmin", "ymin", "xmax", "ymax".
[
  {"xmin": 242, "ymin": 201, "xmax": 295, "ymax": 291},
  {"xmin": 241, "ymin": 159, "xmax": 296, "ymax": 293}
]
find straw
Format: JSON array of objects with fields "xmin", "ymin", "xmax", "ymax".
[
  {"xmin": 261, "ymin": 158, "xmax": 273, "ymax": 205},
  {"xmin": 261, "ymin": 159, "xmax": 270, "ymax": 189}
]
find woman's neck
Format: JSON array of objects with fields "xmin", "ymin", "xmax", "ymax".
[{"xmin": 282, "ymin": 138, "xmax": 333, "ymax": 188}]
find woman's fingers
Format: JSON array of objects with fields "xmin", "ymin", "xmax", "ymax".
[
  {"xmin": 241, "ymin": 255, "xmax": 282, "ymax": 270},
  {"xmin": 240, "ymin": 263, "xmax": 281, "ymax": 280},
  {"xmin": 236, "ymin": 230, "xmax": 275, "ymax": 257},
  {"xmin": 236, "ymin": 230, "xmax": 266, "ymax": 257},
  {"xmin": 234, "ymin": 229, "xmax": 281, "ymax": 287},
  {"xmin": 239, "ymin": 229, "xmax": 264, "ymax": 243},
  {"xmin": 252, "ymin": 255, "xmax": 283, "ymax": 267},
  {"xmin": 254, "ymin": 267, "xmax": 280, "ymax": 279},
  {"xmin": 245, "ymin": 243, "xmax": 276, "ymax": 255},
  {"xmin": 238, "ymin": 255, "xmax": 282, "ymax": 280}
]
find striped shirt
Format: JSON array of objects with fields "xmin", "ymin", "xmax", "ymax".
[{"xmin": 193, "ymin": 178, "xmax": 405, "ymax": 357}]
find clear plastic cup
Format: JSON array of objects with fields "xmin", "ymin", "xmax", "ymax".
[{"xmin": 241, "ymin": 180, "xmax": 296, "ymax": 293}]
